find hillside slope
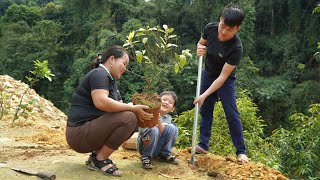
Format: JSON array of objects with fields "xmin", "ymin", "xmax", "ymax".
[{"xmin": 0, "ymin": 75, "xmax": 287, "ymax": 179}]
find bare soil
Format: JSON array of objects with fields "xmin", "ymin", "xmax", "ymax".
[{"xmin": 0, "ymin": 75, "xmax": 288, "ymax": 180}]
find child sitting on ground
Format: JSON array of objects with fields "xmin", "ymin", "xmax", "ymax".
[{"xmin": 137, "ymin": 91, "xmax": 179, "ymax": 169}]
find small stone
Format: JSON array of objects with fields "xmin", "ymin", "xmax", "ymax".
[{"xmin": 207, "ymin": 171, "xmax": 218, "ymax": 177}]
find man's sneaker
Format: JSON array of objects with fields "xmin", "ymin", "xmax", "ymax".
[{"xmin": 195, "ymin": 145, "xmax": 208, "ymax": 154}]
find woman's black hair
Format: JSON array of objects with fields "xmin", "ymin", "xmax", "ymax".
[
  {"xmin": 220, "ymin": 3, "xmax": 245, "ymax": 28},
  {"xmin": 91, "ymin": 45, "xmax": 128, "ymax": 69},
  {"xmin": 160, "ymin": 91, "xmax": 178, "ymax": 107}
]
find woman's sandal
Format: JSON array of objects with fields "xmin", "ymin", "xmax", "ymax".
[
  {"xmin": 87, "ymin": 154, "xmax": 122, "ymax": 176},
  {"xmin": 85, "ymin": 152, "xmax": 96, "ymax": 166},
  {"xmin": 85, "ymin": 152, "xmax": 116, "ymax": 166},
  {"xmin": 141, "ymin": 156, "xmax": 153, "ymax": 170},
  {"xmin": 158, "ymin": 154, "xmax": 179, "ymax": 165}
]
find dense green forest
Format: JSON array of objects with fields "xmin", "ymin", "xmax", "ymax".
[{"xmin": 0, "ymin": 0, "xmax": 319, "ymax": 178}]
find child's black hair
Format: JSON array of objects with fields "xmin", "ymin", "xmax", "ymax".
[{"xmin": 160, "ymin": 91, "xmax": 178, "ymax": 107}]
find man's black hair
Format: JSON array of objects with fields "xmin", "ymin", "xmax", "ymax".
[{"xmin": 220, "ymin": 3, "xmax": 245, "ymax": 28}]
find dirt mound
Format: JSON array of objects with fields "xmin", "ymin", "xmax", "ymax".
[
  {"xmin": 0, "ymin": 75, "xmax": 68, "ymax": 148},
  {"xmin": 0, "ymin": 75, "xmax": 288, "ymax": 179},
  {"xmin": 0, "ymin": 75, "xmax": 66, "ymax": 125}
]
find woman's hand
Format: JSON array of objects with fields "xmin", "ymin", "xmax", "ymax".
[{"xmin": 130, "ymin": 104, "xmax": 153, "ymax": 122}]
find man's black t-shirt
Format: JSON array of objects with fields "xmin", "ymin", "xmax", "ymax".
[
  {"xmin": 202, "ymin": 22, "xmax": 243, "ymax": 77},
  {"xmin": 67, "ymin": 66, "xmax": 122, "ymax": 127}
]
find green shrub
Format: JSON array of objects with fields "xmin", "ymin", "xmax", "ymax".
[{"xmin": 270, "ymin": 104, "xmax": 320, "ymax": 179}]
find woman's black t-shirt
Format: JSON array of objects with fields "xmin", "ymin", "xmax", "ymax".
[
  {"xmin": 202, "ymin": 22, "xmax": 243, "ymax": 77},
  {"xmin": 67, "ymin": 66, "xmax": 122, "ymax": 127}
]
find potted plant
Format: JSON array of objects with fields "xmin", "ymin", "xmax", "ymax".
[{"xmin": 123, "ymin": 24, "xmax": 192, "ymax": 128}]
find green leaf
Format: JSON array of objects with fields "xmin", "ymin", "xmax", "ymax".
[
  {"xmin": 128, "ymin": 31, "xmax": 135, "ymax": 41},
  {"xmin": 174, "ymin": 63, "xmax": 179, "ymax": 73},
  {"xmin": 179, "ymin": 55, "xmax": 187, "ymax": 67},
  {"xmin": 297, "ymin": 63, "xmax": 305, "ymax": 70},
  {"xmin": 174, "ymin": 53, "xmax": 179, "ymax": 60},
  {"xmin": 312, "ymin": 4, "xmax": 320, "ymax": 14},
  {"xmin": 132, "ymin": 41, "xmax": 140, "ymax": 44},
  {"xmin": 137, "ymin": 28, "xmax": 145, "ymax": 31},
  {"xmin": 182, "ymin": 49, "xmax": 192, "ymax": 58},
  {"xmin": 135, "ymin": 32, "xmax": 145, "ymax": 37},
  {"xmin": 148, "ymin": 27, "xmax": 157, "ymax": 31},
  {"xmin": 167, "ymin": 28, "xmax": 174, "ymax": 33},
  {"xmin": 123, "ymin": 43, "xmax": 130, "ymax": 47},
  {"xmin": 163, "ymin": 24, "xmax": 168, "ymax": 30},
  {"xmin": 314, "ymin": 52, "xmax": 320, "ymax": 62},
  {"xmin": 26, "ymin": 77, "xmax": 34, "ymax": 83},
  {"xmin": 157, "ymin": 29, "xmax": 165, "ymax": 33},
  {"xmin": 1, "ymin": 93, "xmax": 6, "ymax": 101},
  {"xmin": 47, "ymin": 75, "xmax": 53, "ymax": 81},
  {"xmin": 166, "ymin": 43, "xmax": 178, "ymax": 48},
  {"xmin": 160, "ymin": 37, "xmax": 166, "ymax": 45},
  {"xmin": 142, "ymin": 37, "xmax": 148, "ymax": 44},
  {"xmin": 135, "ymin": 51, "xmax": 143, "ymax": 63}
]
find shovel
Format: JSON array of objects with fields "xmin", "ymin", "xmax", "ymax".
[
  {"xmin": 1, "ymin": 163, "xmax": 56, "ymax": 180},
  {"xmin": 10, "ymin": 166, "xmax": 56, "ymax": 179},
  {"xmin": 189, "ymin": 55, "xmax": 204, "ymax": 166}
]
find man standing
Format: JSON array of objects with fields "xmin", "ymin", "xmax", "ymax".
[{"xmin": 194, "ymin": 3, "xmax": 248, "ymax": 163}]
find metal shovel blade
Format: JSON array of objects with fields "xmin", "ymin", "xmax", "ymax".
[{"xmin": 11, "ymin": 167, "xmax": 56, "ymax": 180}]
